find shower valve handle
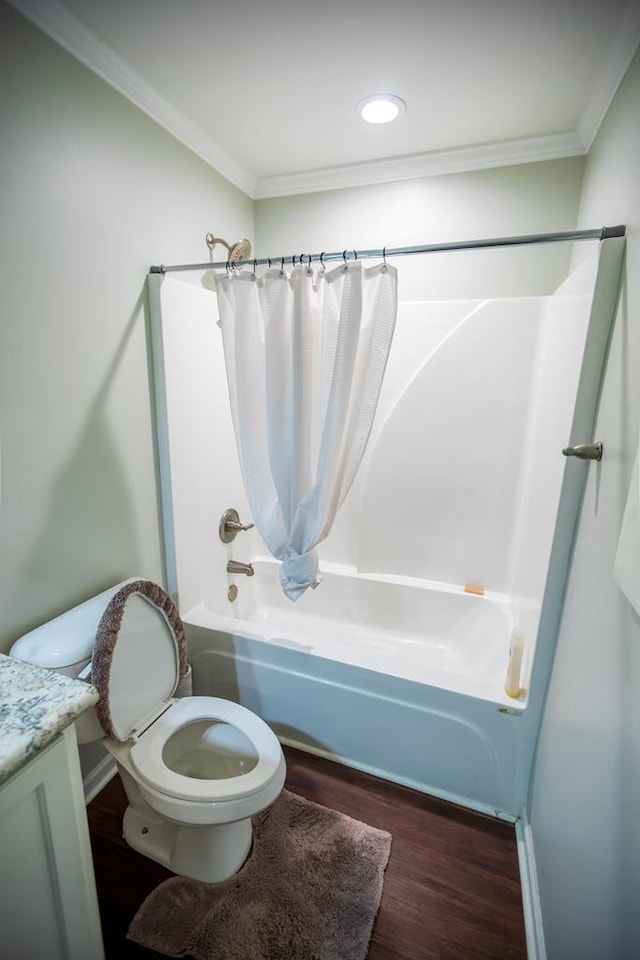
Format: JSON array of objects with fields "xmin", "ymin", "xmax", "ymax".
[
  {"xmin": 219, "ymin": 508, "xmax": 255, "ymax": 543},
  {"xmin": 227, "ymin": 519, "xmax": 254, "ymax": 531}
]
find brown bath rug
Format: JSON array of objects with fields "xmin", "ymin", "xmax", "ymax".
[{"xmin": 127, "ymin": 788, "xmax": 391, "ymax": 960}]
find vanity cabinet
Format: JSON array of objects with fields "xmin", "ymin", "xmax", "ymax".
[{"xmin": 0, "ymin": 725, "xmax": 104, "ymax": 960}]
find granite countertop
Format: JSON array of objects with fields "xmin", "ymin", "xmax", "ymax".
[{"xmin": 0, "ymin": 652, "xmax": 98, "ymax": 786}]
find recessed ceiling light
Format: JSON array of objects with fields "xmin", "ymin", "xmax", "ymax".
[{"xmin": 357, "ymin": 94, "xmax": 406, "ymax": 125}]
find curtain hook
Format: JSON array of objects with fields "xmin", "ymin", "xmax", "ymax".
[
  {"xmin": 382, "ymin": 246, "xmax": 388, "ymax": 271},
  {"xmin": 320, "ymin": 252, "xmax": 326, "ymax": 271},
  {"xmin": 268, "ymin": 257, "xmax": 272, "ymax": 269},
  {"xmin": 353, "ymin": 249, "xmax": 358, "ymax": 260},
  {"xmin": 226, "ymin": 260, "xmax": 232, "ymax": 276},
  {"xmin": 280, "ymin": 256, "xmax": 285, "ymax": 276},
  {"xmin": 343, "ymin": 249, "xmax": 348, "ymax": 272}
]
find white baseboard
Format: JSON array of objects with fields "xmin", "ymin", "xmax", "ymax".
[
  {"xmin": 83, "ymin": 754, "xmax": 117, "ymax": 805},
  {"xmin": 516, "ymin": 808, "xmax": 547, "ymax": 960}
]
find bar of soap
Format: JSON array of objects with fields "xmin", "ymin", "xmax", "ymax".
[{"xmin": 464, "ymin": 583, "xmax": 485, "ymax": 596}]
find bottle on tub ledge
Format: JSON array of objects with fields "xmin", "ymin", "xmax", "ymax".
[{"xmin": 505, "ymin": 628, "xmax": 525, "ymax": 699}]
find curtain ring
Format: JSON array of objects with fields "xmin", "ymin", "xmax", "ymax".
[
  {"xmin": 382, "ymin": 246, "xmax": 388, "ymax": 270},
  {"xmin": 353, "ymin": 249, "xmax": 358, "ymax": 260},
  {"xmin": 225, "ymin": 261, "xmax": 232, "ymax": 276},
  {"xmin": 320, "ymin": 252, "xmax": 326, "ymax": 271},
  {"xmin": 268, "ymin": 257, "xmax": 272, "ymax": 269},
  {"xmin": 280, "ymin": 256, "xmax": 285, "ymax": 276}
]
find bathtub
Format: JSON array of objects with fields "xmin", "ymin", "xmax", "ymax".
[
  {"xmin": 149, "ymin": 250, "xmax": 620, "ymax": 823},
  {"xmin": 183, "ymin": 558, "xmax": 536, "ymax": 819}
]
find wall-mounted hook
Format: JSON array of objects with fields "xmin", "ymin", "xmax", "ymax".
[{"xmin": 562, "ymin": 442, "xmax": 603, "ymax": 461}]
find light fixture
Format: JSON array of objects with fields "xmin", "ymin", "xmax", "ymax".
[{"xmin": 357, "ymin": 94, "xmax": 406, "ymax": 125}]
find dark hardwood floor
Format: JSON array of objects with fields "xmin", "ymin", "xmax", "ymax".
[{"xmin": 87, "ymin": 746, "xmax": 527, "ymax": 960}]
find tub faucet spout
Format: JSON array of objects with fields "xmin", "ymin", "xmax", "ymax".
[{"xmin": 227, "ymin": 560, "xmax": 255, "ymax": 577}]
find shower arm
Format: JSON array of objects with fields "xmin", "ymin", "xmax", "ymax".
[{"xmin": 206, "ymin": 234, "xmax": 230, "ymax": 254}]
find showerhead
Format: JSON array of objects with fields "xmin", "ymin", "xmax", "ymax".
[
  {"xmin": 205, "ymin": 233, "xmax": 252, "ymax": 263},
  {"xmin": 228, "ymin": 238, "xmax": 252, "ymax": 262}
]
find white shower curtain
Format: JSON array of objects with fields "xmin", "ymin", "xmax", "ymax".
[{"xmin": 216, "ymin": 260, "xmax": 397, "ymax": 600}]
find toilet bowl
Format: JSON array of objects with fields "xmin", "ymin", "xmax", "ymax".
[{"xmin": 10, "ymin": 578, "xmax": 286, "ymax": 883}]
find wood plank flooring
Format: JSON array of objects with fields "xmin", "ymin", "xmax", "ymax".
[{"xmin": 87, "ymin": 746, "xmax": 527, "ymax": 960}]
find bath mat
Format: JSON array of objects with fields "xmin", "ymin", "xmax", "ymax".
[{"xmin": 127, "ymin": 789, "xmax": 391, "ymax": 960}]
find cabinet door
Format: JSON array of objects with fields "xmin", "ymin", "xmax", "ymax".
[{"xmin": 0, "ymin": 726, "xmax": 104, "ymax": 960}]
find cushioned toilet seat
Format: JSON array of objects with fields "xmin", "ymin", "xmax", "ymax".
[{"xmin": 129, "ymin": 696, "xmax": 284, "ymax": 803}]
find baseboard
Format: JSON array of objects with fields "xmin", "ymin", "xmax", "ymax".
[
  {"xmin": 516, "ymin": 808, "xmax": 547, "ymax": 960},
  {"xmin": 83, "ymin": 753, "xmax": 117, "ymax": 805}
]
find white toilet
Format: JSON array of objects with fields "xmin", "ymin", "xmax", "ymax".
[{"xmin": 10, "ymin": 578, "xmax": 286, "ymax": 883}]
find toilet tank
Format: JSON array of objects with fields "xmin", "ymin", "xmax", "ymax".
[{"xmin": 10, "ymin": 578, "xmax": 142, "ymax": 743}]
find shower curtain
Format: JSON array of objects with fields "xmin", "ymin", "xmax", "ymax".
[{"xmin": 216, "ymin": 260, "xmax": 397, "ymax": 600}]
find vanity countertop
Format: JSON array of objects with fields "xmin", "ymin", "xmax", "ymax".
[{"xmin": 0, "ymin": 652, "xmax": 98, "ymax": 786}]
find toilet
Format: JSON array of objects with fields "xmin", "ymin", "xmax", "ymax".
[{"xmin": 10, "ymin": 578, "xmax": 286, "ymax": 883}]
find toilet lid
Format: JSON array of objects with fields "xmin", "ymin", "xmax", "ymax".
[{"xmin": 91, "ymin": 580, "xmax": 188, "ymax": 742}]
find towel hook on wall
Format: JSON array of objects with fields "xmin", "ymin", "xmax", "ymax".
[{"xmin": 562, "ymin": 442, "xmax": 603, "ymax": 461}]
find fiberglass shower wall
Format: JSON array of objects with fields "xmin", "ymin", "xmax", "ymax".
[{"xmin": 149, "ymin": 239, "xmax": 613, "ymax": 698}]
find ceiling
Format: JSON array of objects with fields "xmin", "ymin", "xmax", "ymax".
[{"xmin": 12, "ymin": 0, "xmax": 640, "ymax": 198}]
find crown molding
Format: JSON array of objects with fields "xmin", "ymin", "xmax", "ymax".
[
  {"xmin": 577, "ymin": 0, "xmax": 640, "ymax": 151},
  {"xmin": 8, "ymin": 0, "xmax": 257, "ymax": 198},
  {"xmin": 9, "ymin": 0, "xmax": 638, "ymax": 201},
  {"xmin": 254, "ymin": 133, "xmax": 585, "ymax": 199}
]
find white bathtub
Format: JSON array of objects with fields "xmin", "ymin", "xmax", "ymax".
[
  {"xmin": 150, "ymin": 254, "xmax": 615, "ymax": 823},
  {"xmin": 188, "ymin": 558, "xmax": 520, "ymax": 702},
  {"xmin": 183, "ymin": 559, "xmax": 536, "ymax": 819}
]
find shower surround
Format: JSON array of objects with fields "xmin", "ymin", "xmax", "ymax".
[{"xmin": 149, "ymin": 240, "xmax": 620, "ymax": 817}]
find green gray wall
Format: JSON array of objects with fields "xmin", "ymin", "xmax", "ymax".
[
  {"xmin": 0, "ymin": 3, "xmax": 252, "ymax": 650},
  {"xmin": 255, "ymin": 158, "xmax": 586, "ymax": 300},
  {"xmin": 530, "ymin": 45, "xmax": 640, "ymax": 960}
]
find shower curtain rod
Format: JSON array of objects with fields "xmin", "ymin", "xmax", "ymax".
[{"xmin": 149, "ymin": 224, "xmax": 625, "ymax": 275}]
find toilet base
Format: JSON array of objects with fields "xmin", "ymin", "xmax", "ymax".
[{"xmin": 123, "ymin": 804, "xmax": 253, "ymax": 883}]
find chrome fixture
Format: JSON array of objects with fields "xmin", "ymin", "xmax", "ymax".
[
  {"xmin": 205, "ymin": 233, "xmax": 252, "ymax": 263},
  {"xmin": 219, "ymin": 508, "xmax": 254, "ymax": 543},
  {"xmin": 149, "ymin": 226, "xmax": 625, "ymax": 276},
  {"xmin": 227, "ymin": 560, "xmax": 254, "ymax": 577},
  {"xmin": 562, "ymin": 442, "xmax": 603, "ymax": 461}
]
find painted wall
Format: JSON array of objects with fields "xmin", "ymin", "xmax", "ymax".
[
  {"xmin": 255, "ymin": 158, "xmax": 586, "ymax": 300},
  {"xmin": 529, "ymin": 47, "xmax": 640, "ymax": 960},
  {"xmin": 0, "ymin": 4, "xmax": 252, "ymax": 652}
]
